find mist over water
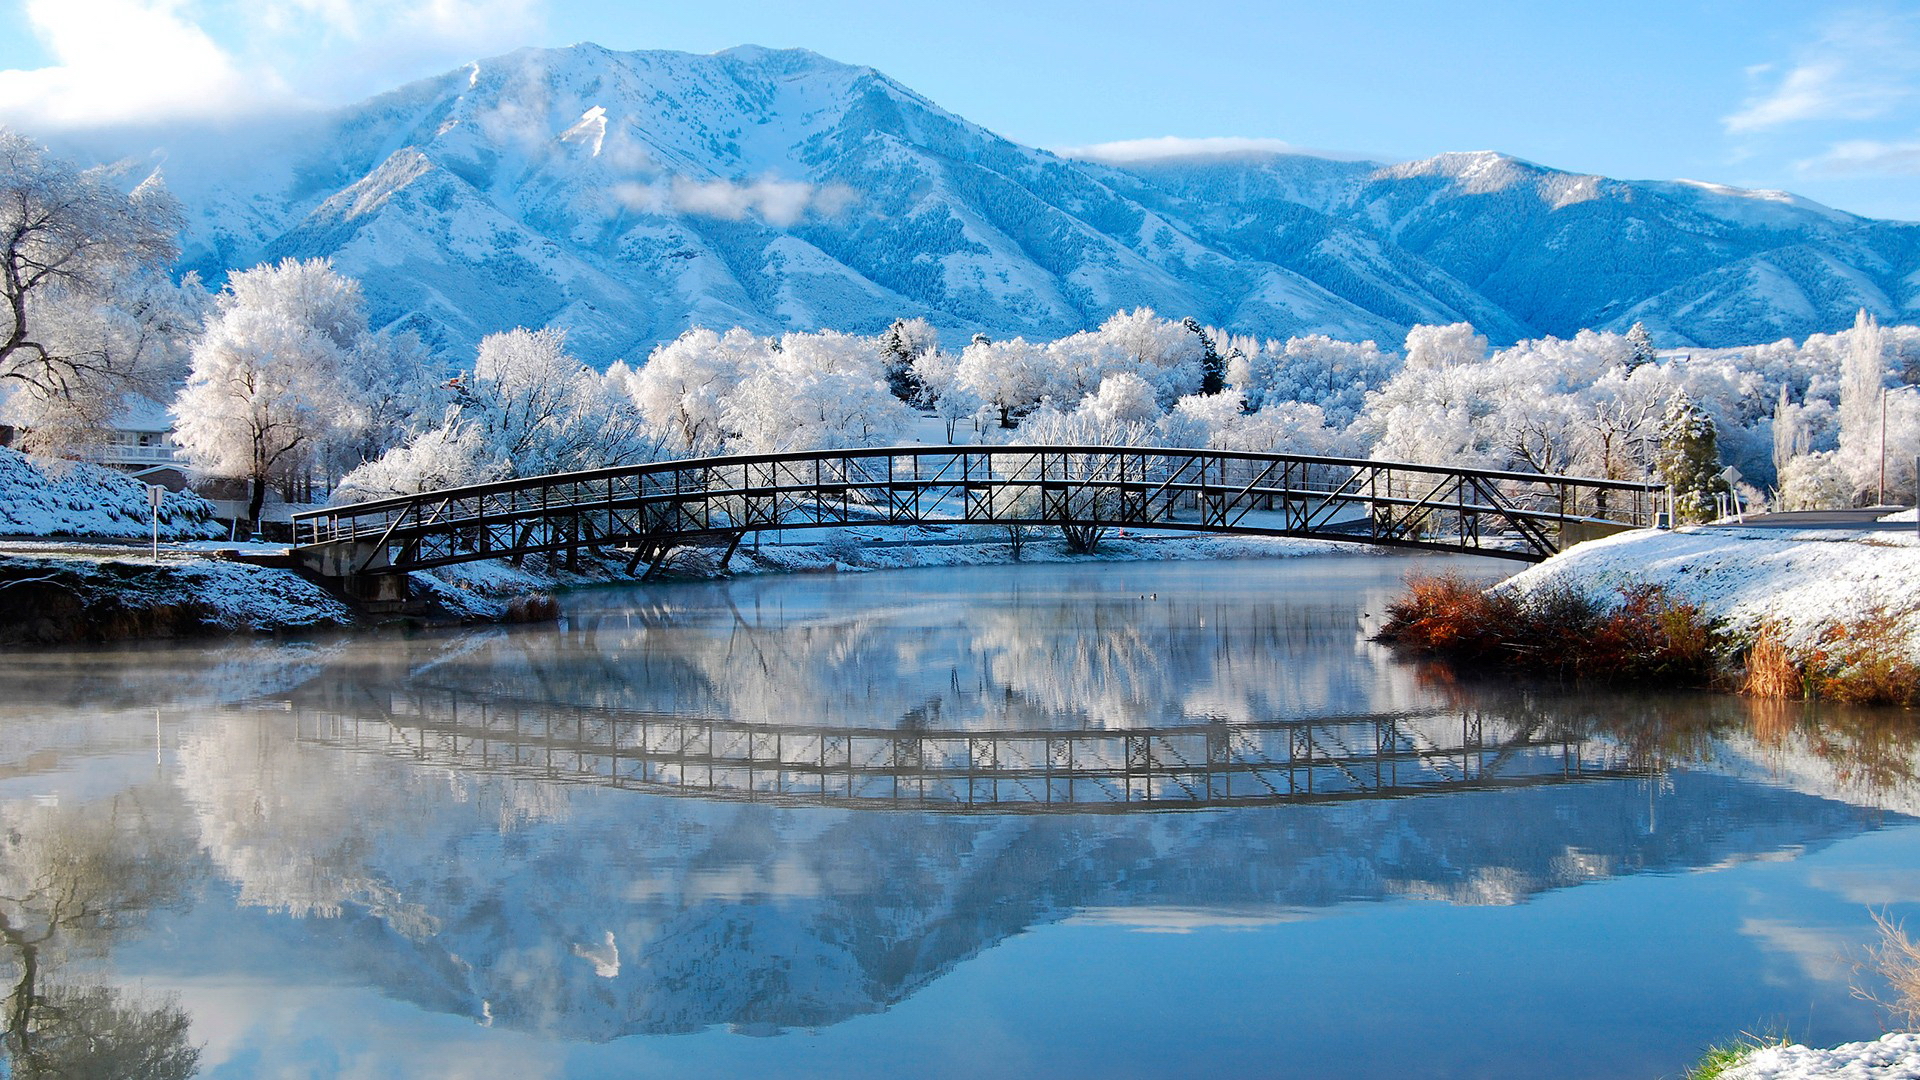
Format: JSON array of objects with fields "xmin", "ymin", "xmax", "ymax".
[{"xmin": 2, "ymin": 556, "xmax": 1916, "ymax": 1078}]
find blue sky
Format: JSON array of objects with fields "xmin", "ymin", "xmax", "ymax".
[{"xmin": 0, "ymin": 0, "xmax": 1916, "ymax": 220}]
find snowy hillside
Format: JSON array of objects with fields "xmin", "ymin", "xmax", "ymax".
[
  {"xmin": 0, "ymin": 448, "xmax": 221, "ymax": 539},
  {"xmin": 53, "ymin": 43, "xmax": 1920, "ymax": 365}
]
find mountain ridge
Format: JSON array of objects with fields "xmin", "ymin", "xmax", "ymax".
[{"xmin": 52, "ymin": 42, "xmax": 1920, "ymax": 364}]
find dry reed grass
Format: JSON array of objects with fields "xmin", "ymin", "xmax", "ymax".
[
  {"xmin": 505, "ymin": 593, "xmax": 560, "ymax": 623},
  {"xmin": 1855, "ymin": 910, "xmax": 1920, "ymax": 1028},
  {"xmin": 1741, "ymin": 626, "xmax": 1805, "ymax": 700}
]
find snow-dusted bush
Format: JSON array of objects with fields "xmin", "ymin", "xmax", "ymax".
[{"xmin": 0, "ymin": 447, "xmax": 220, "ymax": 539}]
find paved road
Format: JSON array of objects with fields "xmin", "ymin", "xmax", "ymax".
[{"xmin": 1716, "ymin": 508, "xmax": 1916, "ymax": 532}]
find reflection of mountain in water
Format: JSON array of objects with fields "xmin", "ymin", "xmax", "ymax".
[
  {"xmin": 168, "ymin": 700, "xmax": 1901, "ymax": 1040},
  {"xmin": 12, "ymin": 561, "xmax": 1918, "ymax": 1045}
]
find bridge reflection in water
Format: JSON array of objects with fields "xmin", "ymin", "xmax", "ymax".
[{"xmin": 291, "ymin": 690, "xmax": 1635, "ymax": 812}]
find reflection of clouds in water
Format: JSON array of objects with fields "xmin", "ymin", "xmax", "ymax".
[
  {"xmin": 175, "ymin": 984, "xmax": 563, "ymax": 1080},
  {"xmin": 1739, "ymin": 917, "xmax": 1858, "ymax": 984},
  {"xmin": 1807, "ymin": 868, "xmax": 1920, "ymax": 908}
]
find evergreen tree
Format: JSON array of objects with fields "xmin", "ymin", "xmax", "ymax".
[
  {"xmin": 1654, "ymin": 392, "xmax": 1729, "ymax": 523},
  {"xmin": 879, "ymin": 317, "xmax": 935, "ymax": 404},
  {"xmin": 1625, "ymin": 322, "xmax": 1655, "ymax": 370},
  {"xmin": 1183, "ymin": 316, "xmax": 1226, "ymax": 395}
]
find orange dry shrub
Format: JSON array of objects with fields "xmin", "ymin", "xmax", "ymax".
[
  {"xmin": 1807, "ymin": 607, "xmax": 1920, "ymax": 707},
  {"xmin": 1583, "ymin": 585, "xmax": 1716, "ymax": 682},
  {"xmin": 1376, "ymin": 574, "xmax": 1524, "ymax": 662},
  {"xmin": 1375, "ymin": 574, "xmax": 1720, "ymax": 685}
]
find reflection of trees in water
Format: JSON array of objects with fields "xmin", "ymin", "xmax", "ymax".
[
  {"xmin": 0, "ymin": 640, "xmax": 349, "ymax": 713},
  {"xmin": 1411, "ymin": 673, "xmax": 1920, "ymax": 812},
  {"xmin": 1733, "ymin": 697, "xmax": 1920, "ymax": 812},
  {"xmin": 0, "ymin": 792, "xmax": 202, "ymax": 1078},
  {"xmin": 159, "ymin": 680, "xmax": 1907, "ymax": 1040},
  {"xmin": 352, "ymin": 577, "xmax": 1437, "ymax": 734}
]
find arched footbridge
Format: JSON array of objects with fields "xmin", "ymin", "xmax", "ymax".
[{"xmin": 289, "ymin": 445, "xmax": 1666, "ymax": 602}]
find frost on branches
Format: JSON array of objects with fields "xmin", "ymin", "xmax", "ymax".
[
  {"xmin": 0, "ymin": 131, "xmax": 199, "ymax": 455},
  {"xmin": 171, "ymin": 259, "xmax": 426, "ymax": 524},
  {"xmin": 338, "ymin": 327, "xmax": 657, "ymax": 501}
]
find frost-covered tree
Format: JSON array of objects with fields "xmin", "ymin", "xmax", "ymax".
[
  {"xmin": 1771, "ymin": 385, "xmax": 1810, "ymax": 491},
  {"xmin": 1837, "ymin": 308, "xmax": 1889, "ymax": 501},
  {"xmin": 1778, "ymin": 450, "xmax": 1852, "ymax": 511},
  {"xmin": 1654, "ymin": 393, "xmax": 1729, "ymax": 523},
  {"xmin": 173, "ymin": 259, "xmax": 379, "ymax": 523},
  {"xmin": 723, "ymin": 331, "xmax": 910, "ymax": 453},
  {"xmin": 1182, "ymin": 317, "xmax": 1226, "ymax": 396},
  {"xmin": 1363, "ymin": 362, "xmax": 1504, "ymax": 468},
  {"xmin": 880, "ymin": 317, "xmax": 939, "ymax": 403},
  {"xmin": 1079, "ymin": 372, "xmax": 1161, "ymax": 430},
  {"xmin": 625, "ymin": 327, "xmax": 762, "ymax": 454},
  {"xmin": 1091, "ymin": 307, "xmax": 1204, "ymax": 404},
  {"xmin": 0, "ymin": 131, "xmax": 190, "ymax": 452},
  {"xmin": 1625, "ymin": 322, "xmax": 1656, "ymax": 370},
  {"xmin": 338, "ymin": 327, "xmax": 658, "ymax": 501},
  {"xmin": 1259, "ymin": 334, "xmax": 1397, "ymax": 425},
  {"xmin": 956, "ymin": 337, "xmax": 1049, "ymax": 428},
  {"xmin": 469, "ymin": 327, "xmax": 652, "ymax": 476},
  {"xmin": 1402, "ymin": 322, "xmax": 1487, "ymax": 371},
  {"xmin": 910, "ymin": 347, "xmax": 978, "ymax": 442}
]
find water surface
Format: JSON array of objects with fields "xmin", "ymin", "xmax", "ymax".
[{"xmin": 1, "ymin": 556, "xmax": 1916, "ymax": 1078}]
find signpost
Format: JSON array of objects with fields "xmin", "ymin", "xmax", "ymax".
[
  {"xmin": 147, "ymin": 484, "xmax": 164, "ymax": 561},
  {"xmin": 1717, "ymin": 465, "xmax": 1744, "ymax": 523}
]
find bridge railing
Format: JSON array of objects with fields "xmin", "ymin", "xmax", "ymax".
[
  {"xmin": 291, "ymin": 445, "xmax": 1666, "ymax": 571},
  {"xmin": 284, "ymin": 685, "xmax": 1635, "ymax": 812}
]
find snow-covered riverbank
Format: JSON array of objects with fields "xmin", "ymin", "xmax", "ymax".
[
  {"xmin": 0, "ymin": 550, "xmax": 355, "ymax": 644},
  {"xmin": 1718, "ymin": 1032, "xmax": 1920, "ymax": 1079},
  {"xmin": 1501, "ymin": 525, "xmax": 1920, "ymax": 659}
]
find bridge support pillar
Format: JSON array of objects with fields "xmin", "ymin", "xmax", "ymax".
[{"xmin": 291, "ymin": 538, "xmax": 412, "ymax": 611}]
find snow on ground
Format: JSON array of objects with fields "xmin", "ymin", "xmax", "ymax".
[
  {"xmin": 170, "ymin": 559, "xmax": 356, "ymax": 631},
  {"xmin": 1883, "ymin": 508, "xmax": 1918, "ymax": 523},
  {"xmin": 0, "ymin": 448, "xmax": 222, "ymax": 540},
  {"xmin": 1721, "ymin": 1032, "xmax": 1920, "ymax": 1079},
  {"xmin": 1501, "ymin": 526, "xmax": 1920, "ymax": 657}
]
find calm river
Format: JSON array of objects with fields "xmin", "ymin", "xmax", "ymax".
[{"xmin": 1, "ymin": 555, "xmax": 1916, "ymax": 1078}]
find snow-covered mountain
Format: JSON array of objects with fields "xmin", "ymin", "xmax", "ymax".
[{"xmin": 64, "ymin": 43, "xmax": 1920, "ymax": 364}]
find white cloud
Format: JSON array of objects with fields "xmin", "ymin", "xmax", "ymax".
[
  {"xmin": 1799, "ymin": 134, "xmax": 1920, "ymax": 175},
  {"xmin": 0, "ymin": 0, "xmax": 548, "ymax": 130},
  {"xmin": 613, "ymin": 175, "xmax": 859, "ymax": 228},
  {"xmin": 1054, "ymin": 135, "xmax": 1307, "ymax": 164},
  {"xmin": 0, "ymin": 0, "xmax": 282, "ymax": 128},
  {"xmin": 1724, "ymin": 11, "xmax": 1920, "ymax": 134}
]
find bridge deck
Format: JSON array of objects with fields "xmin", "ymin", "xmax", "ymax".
[{"xmin": 290, "ymin": 445, "xmax": 1666, "ymax": 593}]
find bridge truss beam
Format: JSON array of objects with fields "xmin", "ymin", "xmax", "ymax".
[{"xmin": 291, "ymin": 445, "xmax": 1666, "ymax": 592}]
